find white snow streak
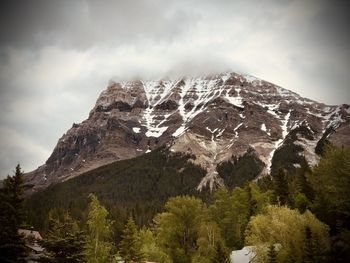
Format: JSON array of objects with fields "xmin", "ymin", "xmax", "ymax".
[{"xmin": 266, "ymin": 110, "xmax": 291, "ymax": 173}]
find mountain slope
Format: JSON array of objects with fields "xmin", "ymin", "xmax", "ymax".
[
  {"xmin": 24, "ymin": 72, "xmax": 350, "ymax": 192},
  {"xmin": 25, "ymin": 147, "xmax": 209, "ymax": 230}
]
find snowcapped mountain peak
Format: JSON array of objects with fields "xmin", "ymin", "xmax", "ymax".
[{"xmin": 24, "ymin": 72, "xmax": 350, "ymax": 192}]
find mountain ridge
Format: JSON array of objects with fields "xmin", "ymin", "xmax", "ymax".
[{"xmin": 24, "ymin": 71, "xmax": 350, "ymax": 193}]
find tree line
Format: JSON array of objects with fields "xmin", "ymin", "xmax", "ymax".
[{"xmin": 1, "ymin": 146, "xmax": 350, "ymax": 262}]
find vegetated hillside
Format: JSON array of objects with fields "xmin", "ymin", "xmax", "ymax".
[
  {"xmin": 270, "ymin": 123, "xmax": 313, "ymax": 177},
  {"xmin": 25, "ymin": 147, "xmax": 210, "ymax": 233},
  {"xmin": 217, "ymin": 148, "xmax": 264, "ymax": 189}
]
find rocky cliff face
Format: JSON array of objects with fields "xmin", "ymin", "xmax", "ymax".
[{"xmin": 24, "ymin": 72, "xmax": 350, "ymax": 192}]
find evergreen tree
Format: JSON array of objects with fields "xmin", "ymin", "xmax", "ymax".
[
  {"xmin": 0, "ymin": 164, "xmax": 27, "ymax": 262},
  {"xmin": 304, "ymin": 226, "xmax": 315, "ymax": 263},
  {"xmin": 267, "ymin": 244, "xmax": 277, "ymax": 263},
  {"xmin": 309, "ymin": 146, "xmax": 350, "ymax": 232},
  {"xmin": 294, "ymin": 160, "xmax": 313, "ymax": 201},
  {"xmin": 118, "ymin": 217, "xmax": 144, "ymax": 263},
  {"xmin": 84, "ymin": 194, "xmax": 113, "ymax": 263},
  {"xmin": 39, "ymin": 212, "xmax": 85, "ymax": 263},
  {"xmin": 294, "ymin": 192, "xmax": 310, "ymax": 214},
  {"xmin": 303, "ymin": 226, "xmax": 329, "ymax": 263},
  {"xmin": 273, "ymin": 168, "xmax": 289, "ymax": 205},
  {"xmin": 245, "ymin": 183, "xmax": 257, "ymax": 219},
  {"xmin": 211, "ymin": 241, "xmax": 229, "ymax": 263}
]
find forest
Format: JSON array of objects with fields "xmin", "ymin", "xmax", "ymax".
[{"xmin": 0, "ymin": 146, "xmax": 349, "ymax": 262}]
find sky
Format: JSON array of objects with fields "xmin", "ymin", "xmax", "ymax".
[{"xmin": 0, "ymin": 0, "xmax": 349, "ymax": 178}]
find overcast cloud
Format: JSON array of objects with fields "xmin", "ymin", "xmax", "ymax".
[{"xmin": 0, "ymin": 0, "xmax": 349, "ymax": 178}]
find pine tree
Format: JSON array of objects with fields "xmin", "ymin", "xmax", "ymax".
[
  {"xmin": 294, "ymin": 160, "xmax": 314, "ymax": 201},
  {"xmin": 84, "ymin": 194, "xmax": 113, "ymax": 263},
  {"xmin": 0, "ymin": 164, "xmax": 27, "ymax": 263},
  {"xmin": 118, "ymin": 217, "xmax": 144, "ymax": 263},
  {"xmin": 245, "ymin": 183, "xmax": 257, "ymax": 219},
  {"xmin": 211, "ymin": 242, "xmax": 229, "ymax": 263},
  {"xmin": 273, "ymin": 168, "xmax": 289, "ymax": 205},
  {"xmin": 39, "ymin": 212, "xmax": 85, "ymax": 263},
  {"xmin": 303, "ymin": 226, "xmax": 329, "ymax": 263},
  {"xmin": 267, "ymin": 244, "xmax": 277, "ymax": 263}
]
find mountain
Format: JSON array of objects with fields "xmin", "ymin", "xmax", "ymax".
[
  {"xmin": 25, "ymin": 147, "xmax": 210, "ymax": 229},
  {"xmin": 24, "ymin": 72, "xmax": 350, "ymax": 193}
]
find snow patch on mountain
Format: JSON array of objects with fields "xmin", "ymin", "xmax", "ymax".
[
  {"xmin": 265, "ymin": 110, "xmax": 291, "ymax": 173},
  {"xmin": 132, "ymin": 127, "xmax": 141, "ymax": 133}
]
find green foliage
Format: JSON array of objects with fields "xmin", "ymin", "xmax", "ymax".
[
  {"xmin": 118, "ymin": 217, "xmax": 143, "ymax": 263},
  {"xmin": 210, "ymin": 241, "xmax": 230, "ymax": 263},
  {"xmin": 309, "ymin": 146, "xmax": 350, "ymax": 232},
  {"xmin": 290, "ymin": 161, "xmax": 314, "ymax": 203},
  {"xmin": 209, "ymin": 183, "xmax": 272, "ymax": 250},
  {"xmin": 84, "ymin": 194, "xmax": 113, "ymax": 263},
  {"xmin": 294, "ymin": 192, "xmax": 310, "ymax": 214},
  {"xmin": 306, "ymin": 146, "xmax": 350, "ymax": 261},
  {"xmin": 138, "ymin": 227, "xmax": 172, "ymax": 263},
  {"xmin": 267, "ymin": 244, "xmax": 277, "ymax": 263},
  {"xmin": 257, "ymin": 175, "xmax": 274, "ymax": 192},
  {"xmin": 217, "ymin": 150, "xmax": 264, "ymax": 189},
  {"xmin": 272, "ymin": 168, "xmax": 289, "ymax": 205},
  {"xmin": 330, "ymin": 229, "xmax": 350, "ymax": 263},
  {"xmin": 39, "ymin": 212, "xmax": 85, "ymax": 262},
  {"xmin": 0, "ymin": 164, "xmax": 27, "ymax": 262},
  {"xmin": 193, "ymin": 221, "xmax": 226, "ymax": 263},
  {"xmin": 245, "ymin": 205, "xmax": 330, "ymax": 263},
  {"xmin": 303, "ymin": 226, "xmax": 327, "ymax": 263},
  {"xmin": 155, "ymin": 196, "xmax": 205, "ymax": 263},
  {"xmin": 25, "ymin": 147, "xmax": 208, "ymax": 235}
]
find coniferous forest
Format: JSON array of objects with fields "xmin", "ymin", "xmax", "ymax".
[{"xmin": 1, "ymin": 146, "xmax": 350, "ymax": 263}]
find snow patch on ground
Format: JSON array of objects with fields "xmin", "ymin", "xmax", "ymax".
[
  {"xmin": 146, "ymin": 126, "xmax": 168, "ymax": 138},
  {"xmin": 294, "ymin": 134, "xmax": 322, "ymax": 167},
  {"xmin": 234, "ymin": 123, "xmax": 243, "ymax": 137},
  {"xmin": 173, "ymin": 76, "xmax": 226, "ymax": 137},
  {"xmin": 224, "ymin": 87, "xmax": 244, "ymax": 108},
  {"xmin": 141, "ymin": 81, "xmax": 173, "ymax": 138},
  {"xmin": 244, "ymin": 74, "xmax": 258, "ymax": 82},
  {"xmin": 132, "ymin": 127, "xmax": 141, "ymax": 133},
  {"xmin": 325, "ymin": 106, "xmax": 345, "ymax": 129},
  {"xmin": 221, "ymin": 72, "xmax": 231, "ymax": 84},
  {"xmin": 172, "ymin": 126, "xmax": 187, "ymax": 137}
]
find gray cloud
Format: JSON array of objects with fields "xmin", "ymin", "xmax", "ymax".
[
  {"xmin": 0, "ymin": 0, "xmax": 197, "ymax": 49},
  {"xmin": 0, "ymin": 0, "xmax": 350, "ymax": 178}
]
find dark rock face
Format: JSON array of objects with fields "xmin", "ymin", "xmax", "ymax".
[
  {"xmin": 24, "ymin": 72, "xmax": 350, "ymax": 193},
  {"xmin": 155, "ymin": 100, "xmax": 178, "ymax": 111},
  {"xmin": 96, "ymin": 101, "xmax": 132, "ymax": 112}
]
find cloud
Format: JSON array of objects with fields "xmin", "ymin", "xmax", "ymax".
[
  {"xmin": 0, "ymin": 0, "xmax": 349, "ymax": 178},
  {"xmin": 0, "ymin": 0, "xmax": 198, "ymax": 49}
]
